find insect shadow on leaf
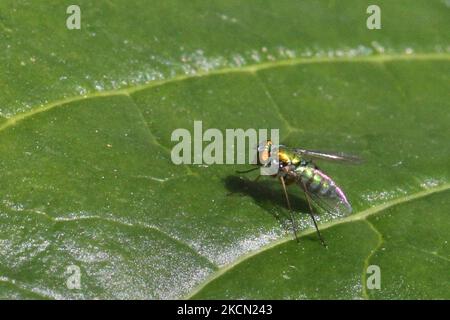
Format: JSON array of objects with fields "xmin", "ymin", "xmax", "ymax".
[{"xmin": 223, "ymin": 175, "xmax": 320, "ymax": 244}]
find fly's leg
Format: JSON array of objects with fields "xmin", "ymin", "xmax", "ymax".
[
  {"xmin": 236, "ymin": 167, "xmax": 260, "ymax": 174},
  {"xmin": 279, "ymin": 175, "xmax": 299, "ymax": 242},
  {"xmin": 301, "ymin": 181, "xmax": 327, "ymax": 248}
]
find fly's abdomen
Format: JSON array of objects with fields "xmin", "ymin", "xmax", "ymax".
[
  {"xmin": 294, "ymin": 165, "xmax": 352, "ymax": 214},
  {"xmin": 296, "ymin": 166, "xmax": 331, "ymax": 194}
]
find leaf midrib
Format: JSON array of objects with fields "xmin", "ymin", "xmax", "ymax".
[
  {"xmin": 1, "ymin": 52, "xmax": 449, "ymax": 133},
  {"xmin": 184, "ymin": 183, "xmax": 450, "ymax": 299}
]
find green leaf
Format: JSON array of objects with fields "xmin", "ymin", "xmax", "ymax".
[
  {"xmin": 190, "ymin": 187, "xmax": 450, "ymax": 299},
  {"xmin": 0, "ymin": 0, "xmax": 449, "ymax": 299}
]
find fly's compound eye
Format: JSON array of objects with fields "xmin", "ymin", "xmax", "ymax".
[
  {"xmin": 257, "ymin": 140, "xmax": 271, "ymax": 152},
  {"xmin": 257, "ymin": 140, "xmax": 277, "ymax": 167}
]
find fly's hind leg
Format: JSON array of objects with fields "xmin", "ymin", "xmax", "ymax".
[
  {"xmin": 301, "ymin": 181, "xmax": 327, "ymax": 248},
  {"xmin": 279, "ymin": 175, "xmax": 299, "ymax": 242}
]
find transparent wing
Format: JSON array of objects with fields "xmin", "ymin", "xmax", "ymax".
[
  {"xmin": 291, "ymin": 148, "xmax": 362, "ymax": 164},
  {"xmin": 307, "ymin": 190, "xmax": 352, "ymax": 219},
  {"xmin": 298, "ymin": 171, "xmax": 353, "ymax": 218}
]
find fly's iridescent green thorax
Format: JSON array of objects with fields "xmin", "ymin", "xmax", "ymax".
[{"xmin": 277, "ymin": 145, "xmax": 302, "ymax": 167}]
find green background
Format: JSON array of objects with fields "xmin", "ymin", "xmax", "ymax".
[{"xmin": 0, "ymin": 0, "xmax": 449, "ymax": 299}]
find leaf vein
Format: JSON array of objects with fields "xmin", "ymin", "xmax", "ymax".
[
  {"xmin": 0, "ymin": 276, "xmax": 52, "ymax": 299},
  {"xmin": 1, "ymin": 203, "xmax": 215, "ymax": 269},
  {"xmin": 0, "ymin": 53, "xmax": 448, "ymax": 133},
  {"xmin": 361, "ymin": 220, "xmax": 384, "ymax": 299},
  {"xmin": 184, "ymin": 183, "xmax": 450, "ymax": 299},
  {"xmin": 406, "ymin": 244, "xmax": 450, "ymax": 263},
  {"xmin": 253, "ymin": 72, "xmax": 295, "ymax": 134}
]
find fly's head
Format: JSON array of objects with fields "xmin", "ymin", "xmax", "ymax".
[{"xmin": 257, "ymin": 140, "xmax": 280, "ymax": 169}]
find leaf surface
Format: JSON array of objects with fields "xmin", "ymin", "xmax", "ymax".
[{"xmin": 0, "ymin": 0, "xmax": 449, "ymax": 299}]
